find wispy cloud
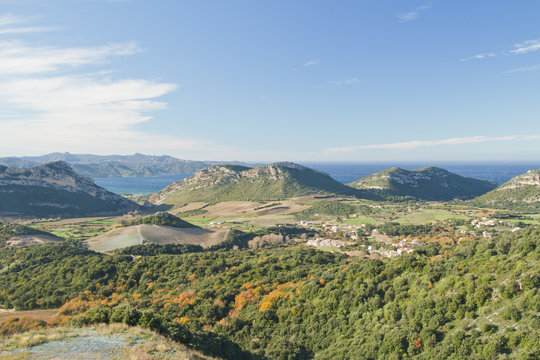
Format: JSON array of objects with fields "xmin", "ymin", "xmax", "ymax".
[
  {"xmin": 0, "ymin": 26, "xmax": 53, "ymax": 34},
  {"xmin": 509, "ymin": 39, "xmax": 540, "ymax": 55},
  {"xmin": 326, "ymin": 135, "xmax": 540, "ymax": 153},
  {"xmin": 0, "ymin": 40, "xmax": 141, "ymax": 75},
  {"xmin": 462, "ymin": 38, "xmax": 540, "ymax": 61},
  {"xmin": 460, "ymin": 53, "xmax": 496, "ymax": 62},
  {"xmin": 0, "ymin": 13, "xmax": 52, "ymax": 35},
  {"xmin": 0, "ymin": 13, "xmax": 23, "ymax": 26},
  {"xmin": 0, "ymin": 13, "xmax": 218, "ymax": 156},
  {"xmin": 396, "ymin": 5, "xmax": 431, "ymax": 23},
  {"xmin": 331, "ymin": 77, "xmax": 360, "ymax": 85},
  {"xmin": 303, "ymin": 59, "xmax": 320, "ymax": 67},
  {"xmin": 505, "ymin": 63, "xmax": 540, "ymax": 73}
]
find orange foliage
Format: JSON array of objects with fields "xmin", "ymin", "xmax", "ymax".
[
  {"xmin": 174, "ymin": 317, "xmax": 191, "ymax": 325},
  {"xmin": 0, "ymin": 316, "xmax": 47, "ymax": 336},
  {"xmin": 413, "ymin": 336, "xmax": 422, "ymax": 348},
  {"xmin": 171, "ymin": 290, "xmax": 197, "ymax": 307},
  {"xmin": 258, "ymin": 282, "xmax": 302, "ymax": 312}
]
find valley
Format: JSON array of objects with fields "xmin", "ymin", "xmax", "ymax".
[{"xmin": 1, "ymin": 160, "xmax": 539, "ymax": 359}]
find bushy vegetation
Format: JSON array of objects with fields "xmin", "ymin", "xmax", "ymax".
[
  {"xmin": 114, "ymin": 243, "xmax": 203, "ymax": 256},
  {"xmin": 0, "ymin": 227, "xmax": 538, "ymax": 359},
  {"xmin": 471, "ymin": 185, "xmax": 540, "ymax": 212},
  {"xmin": 294, "ymin": 200, "xmax": 362, "ymax": 220},
  {"xmin": 349, "ymin": 167, "xmax": 497, "ymax": 201},
  {"xmin": 123, "ymin": 212, "xmax": 198, "ymax": 229},
  {"xmin": 157, "ymin": 164, "xmax": 364, "ymax": 205},
  {"xmin": 0, "ymin": 222, "xmax": 61, "ymax": 245}
]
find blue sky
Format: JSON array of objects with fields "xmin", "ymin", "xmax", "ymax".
[{"xmin": 0, "ymin": 0, "xmax": 539, "ymax": 162}]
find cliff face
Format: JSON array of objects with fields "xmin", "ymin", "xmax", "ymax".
[{"xmin": 0, "ymin": 161, "xmax": 138, "ymax": 218}]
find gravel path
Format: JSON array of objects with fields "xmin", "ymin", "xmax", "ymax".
[{"xmin": 6, "ymin": 333, "xmax": 128, "ymax": 360}]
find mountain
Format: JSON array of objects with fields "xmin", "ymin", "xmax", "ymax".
[
  {"xmin": 471, "ymin": 169, "xmax": 540, "ymax": 211},
  {"xmin": 150, "ymin": 162, "xmax": 359, "ymax": 205},
  {"xmin": 348, "ymin": 166, "xmax": 497, "ymax": 201},
  {"xmin": 0, "ymin": 161, "xmax": 138, "ymax": 218},
  {"xmin": 0, "ymin": 152, "xmax": 251, "ymax": 178}
]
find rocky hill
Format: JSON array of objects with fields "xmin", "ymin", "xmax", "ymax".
[
  {"xmin": 0, "ymin": 161, "xmax": 138, "ymax": 218},
  {"xmin": 150, "ymin": 162, "xmax": 359, "ymax": 205},
  {"xmin": 0, "ymin": 152, "xmax": 251, "ymax": 178},
  {"xmin": 471, "ymin": 169, "xmax": 540, "ymax": 211},
  {"xmin": 348, "ymin": 166, "xmax": 497, "ymax": 201}
]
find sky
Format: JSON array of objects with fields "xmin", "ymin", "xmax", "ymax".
[{"xmin": 0, "ymin": 0, "xmax": 539, "ymax": 162}]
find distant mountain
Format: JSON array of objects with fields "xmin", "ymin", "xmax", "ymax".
[
  {"xmin": 0, "ymin": 161, "xmax": 138, "ymax": 218},
  {"xmin": 471, "ymin": 169, "xmax": 540, "ymax": 211},
  {"xmin": 150, "ymin": 162, "xmax": 359, "ymax": 205},
  {"xmin": 348, "ymin": 166, "xmax": 497, "ymax": 201},
  {"xmin": 0, "ymin": 152, "xmax": 251, "ymax": 178}
]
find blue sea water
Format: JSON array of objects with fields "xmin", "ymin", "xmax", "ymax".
[
  {"xmin": 95, "ymin": 174, "xmax": 191, "ymax": 195},
  {"xmin": 95, "ymin": 163, "xmax": 540, "ymax": 195}
]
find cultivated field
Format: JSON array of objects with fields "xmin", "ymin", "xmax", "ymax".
[{"xmin": 85, "ymin": 225, "xmax": 229, "ymax": 252}]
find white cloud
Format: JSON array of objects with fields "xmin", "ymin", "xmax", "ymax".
[
  {"xmin": 331, "ymin": 77, "xmax": 360, "ymax": 85},
  {"xmin": 303, "ymin": 59, "xmax": 320, "ymax": 67},
  {"xmin": 0, "ymin": 40, "xmax": 141, "ymax": 75},
  {"xmin": 0, "ymin": 13, "xmax": 24, "ymax": 27},
  {"xmin": 462, "ymin": 38, "xmax": 540, "ymax": 62},
  {"xmin": 0, "ymin": 26, "xmax": 53, "ymax": 34},
  {"xmin": 509, "ymin": 39, "xmax": 540, "ymax": 55},
  {"xmin": 505, "ymin": 63, "xmax": 540, "ymax": 73},
  {"xmin": 460, "ymin": 53, "xmax": 496, "ymax": 62},
  {"xmin": 0, "ymin": 13, "xmax": 222, "ymax": 157},
  {"xmin": 0, "ymin": 13, "xmax": 52, "ymax": 35},
  {"xmin": 326, "ymin": 135, "xmax": 540, "ymax": 153},
  {"xmin": 396, "ymin": 5, "xmax": 431, "ymax": 23}
]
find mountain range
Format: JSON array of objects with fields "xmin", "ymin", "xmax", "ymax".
[
  {"xmin": 0, "ymin": 161, "xmax": 138, "ymax": 218},
  {"xmin": 149, "ymin": 162, "xmax": 498, "ymax": 205},
  {"xmin": 0, "ymin": 152, "xmax": 250, "ymax": 178}
]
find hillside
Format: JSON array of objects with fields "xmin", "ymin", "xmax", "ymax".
[
  {"xmin": 0, "ymin": 161, "xmax": 138, "ymax": 218},
  {"xmin": 123, "ymin": 212, "xmax": 199, "ymax": 229},
  {"xmin": 0, "ymin": 222, "xmax": 63, "ymax": 247},
  {"xmin": 0, "ymin": 152, "xmax": 251, "ymax": 178},
  {"xmin": 1, "ymin": 228, "xmax": 538, "ymax": 359},
  {"xmin": 471, "ymin": 169, "xmax": 540, "ymax": 211},
  {"xmin": 149, "ymin": 162, "xmax": 360, "ymax": 205},
  {"xmin": 348, "ymin": 166, "xmax": 497, "ymax": 201}
]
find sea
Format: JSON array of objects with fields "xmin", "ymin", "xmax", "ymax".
[{"xmin": 95, "ymin": 162, "xmax": 540, "ymax": 195}]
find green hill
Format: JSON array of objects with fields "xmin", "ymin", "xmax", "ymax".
[
  {"xmin": 348, "ymin": 166, "xmax": 497, "ymax": 201},
  {"xmin": 150, "ymin": 162, "xmax": 360, "ymax": 205},
  {"xmin": 471, "ymin": 169, "xmax": 540, "ymax": 211},
  {"xmin": 0, "ymin": 222, "xmax": 63, "ymax": 246},
  {"xmin": 0, "ymin": 161, "xmax": 138, "ymax": 218},
  {"xmin": 1, "ymin": 228, "xmax": 539, "ymax": 359},
  {"xmin": 123, "ymin": 212, "xmax": 199, "ymax": 229}
]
